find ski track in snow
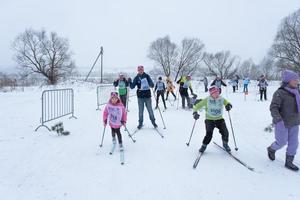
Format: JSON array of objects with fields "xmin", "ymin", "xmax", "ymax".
[{"xmin": 0, "ymin": 82, "xmax": 299, "ymax": 200}]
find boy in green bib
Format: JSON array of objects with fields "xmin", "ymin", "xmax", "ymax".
[{"xmin": 193, "ymin": 86, "xmax": 233, "ymax": 153}]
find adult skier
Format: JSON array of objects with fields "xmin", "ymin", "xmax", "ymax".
[
  {"xmin": 165, "ymin": 77, "xmax": 176, "ymax": 101},
  {"xmin": 128, "ymin": 65, "xmax": 157, "ymax": 129},
  {"xmin": 177, "ymin": 75, "xmax": 194, "ymax": 109},
  {"xmin": 154, "ymin": 76, "xmax": 167, "ymax": 110},
  {"xmin": 211, "ymin": 76, "xmax": 227, "ymax": 94}
]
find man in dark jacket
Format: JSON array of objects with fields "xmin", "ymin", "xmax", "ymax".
[
  {"xmin": 268, "ymin": 70, "xmax": 300, "ymax": 171},
  {"xmin": 128, "ymin": 65, "xmax": 157, "ymax": 129}
]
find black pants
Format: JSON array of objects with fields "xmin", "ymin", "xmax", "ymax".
[
  {"xmin": 203, "ymin": 119, "xmax": 229, "ymax": 145},
  {"xmin": 179, "ymin": 89, "xmax": 190, "ymax": 108},
  {"xmin": 166, "ymin": 91, "xmax": 176, "ymax": 100},
  {"xmin": 111, "ymin": 128, "xmax": 122, "ymax": 144},
  {"xmin": 204, "ymin": 84, "xmax": 208, "ymax": 92},
  {"xmin": 232, "ymin": 86, "xmax": 236, "ymax": 93},
  {"xmin": 156, "ymin": 90, "xmax": 166, "ymax": 108},
  {"xmin": 120, "ymin": 94, "xmax": 127, "ymax": 107},
  {"xmin": 260, "ymin": 89, "xmax": 267, "ymax": 101}
]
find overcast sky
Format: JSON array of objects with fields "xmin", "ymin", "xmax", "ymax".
[{"xmin": 0, "ymin": 0, "xmax": 299, "ymax": 73}]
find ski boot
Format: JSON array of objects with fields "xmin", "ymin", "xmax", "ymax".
[
  {"xmin": 223, "ymin": 142, "xmax": 231, "ymax": 152},
  {"xmin": 267, "ymin": 146, "xmax": 276, "ymax": 161},
  {"xmin": 137, "ymin": 124, "xmax": 143, "ymax": 129},
  {"xmin": 199, "ymin": 144, "xmax": 207, "ymax": 153},
  {"xmin": 152, "ymin": 122, "xmax": 158, "ymax": 128},
  {"xmin": 285, "ymin": 155, "xmax": 299, "ymax": 171}
]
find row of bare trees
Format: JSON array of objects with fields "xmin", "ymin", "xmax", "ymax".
[
  {"xmin": 148, "ymin": 8, "xmax": 300, "ymax": 81},
  {"xmin": 148, "ymin": 36, "xmax": 243, "ymax": 81}
]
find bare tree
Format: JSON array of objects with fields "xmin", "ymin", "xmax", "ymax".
[
  {"xmin": 203, "ymin": 50, "xmax": 238, "ymax": 79},
  {"xmin": 271, "ymin": 9, "xmax": 300, "ymax": 72},
  {"xmin": 12, "ymin": 29, "xmax": 75, "ymax": 84},
  {"xmin": 173, "ymin": 38, "xmax": 205, "ymax": 81},
  {"xmin": 260, "ymin": 56, "xmax": 279, "ymax": 80},
  {"xmin": 148, "ymin": 36, "xmax": 177, "ymax": 77}
]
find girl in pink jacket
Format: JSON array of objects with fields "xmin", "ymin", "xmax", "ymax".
[{"xmin": 103, "ymin": 92, "xmax": 127, "ymax": 149}]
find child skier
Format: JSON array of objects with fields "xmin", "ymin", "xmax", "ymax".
[
  {"xmin": 267, "ymin": 70, "xmax": 300, "ymax": 171},
  {"xmin": 103, "ymin": 92, "xmax": 127, "ymax": 151},
  {"xmin": 154, "ymin": 76, "xmax": 167, "ymax": 110},
  {"xmin": 166, "ymin": 77, "xmax": 176, "ymax": 101},
  {"xmin": 193, "ymin": 86, "xmax": 233, "ymax": 153},
  {"xmin": 113, "ymin": 73, "xmax": 129, "ymax": 107}
]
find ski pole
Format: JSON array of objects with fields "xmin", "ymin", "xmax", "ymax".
[
  {"xmin": 227, "ymin": 111, "xmax": 238, "ymax": 151},
  {"xmin": 186, "ymin": 119, "xmax": 197, "ymax": 146},
  {"xmin": 152, "ymin": 89, "xmax": 167, "ymax": 129},
  {"xmin": 176, "ymin": 88, "xmax": 180, "ymax": 110},
  {"xmin": 124, "ymin": 125, "xmax": 136, "ymax": 143},
  {"xmin": 99, "ymin": 126, "xmax": 106, "ymax": 147}
]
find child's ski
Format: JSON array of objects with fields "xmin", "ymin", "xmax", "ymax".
[
  {"xmin": 213, "ymin": 142, "xmax": 254, "ymax": 171},
  {"xmin": 193, "ymin": 151, "xmax": 204, "ymax": 169},
  {"xmin": 120, "ymin": 148, "xmax": 125, "ymax": 165},
  {"xmin": 109, "ymin": 142, "xmax": 116, "ymax": 155}
]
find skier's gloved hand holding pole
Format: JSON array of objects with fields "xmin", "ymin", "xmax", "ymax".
[
  {"xmin": 225, "ymin": 103, "xmax": 232, "ymax": 111},
  {"xmin": 193, "ymin": 111, "xmax": 200, "ymax": 120}
]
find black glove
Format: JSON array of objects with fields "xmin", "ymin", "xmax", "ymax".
[
  {"xmin": 225, "ymin": 103, "xmax": 232, "ymax": 111},
  {"xmin": 121, "ymin": 121, "xmax": 126, "ymax": 125},
  {"xmin": 193, "ymin": 112, "xmax": 200, "ymax": 120},
  {"xmin": 104, "ymin": 119, "xmax": 108, "ymax": 125},
  {"xmin": 127, "ymin": 77, "xmax": 132, "ymax": 83}
]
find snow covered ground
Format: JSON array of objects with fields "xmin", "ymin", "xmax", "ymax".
[{"xmin": 1, "ymin": 81, "xmax": 300, "ymax": 200}]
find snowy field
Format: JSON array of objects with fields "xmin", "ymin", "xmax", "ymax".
[{"xmin": 1, "ymin": 81, "xmax": 300, "ymax": 200}]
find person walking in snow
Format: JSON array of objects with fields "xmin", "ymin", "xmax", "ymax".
[
  {"xmin": 258, "ymin": 75, "xmax": 268, "ymax": 101},
  {"xmin": 103, "ymin": 92, "xmax": 127, "ymax": 150},
  {"xmin": 192, "ymin": 86, "xmax": 233, "ymax": 153},
  {"xmin": 165, "ymin": 77, "xmax": 176, "ymax": 101},
  {"xmin": 154, "ymin": 76, "xmax": 167, "ymax": 110},
  {"xmin": 128, "ymin": 65, "xmax": 157, "ymax": 129},
  {"xmin": 267, "ymin": 70, "xmax": 300, "ymax": 171},
  {"xmin": 113, "ymin": 73, "xmax": 129, "ymax": 107},
  {"xmin": 229, "ymin": 79, "xmax": 238, "ymax": 93},
  {"xmin": 202, "ymin": 76, "xmax": 209, "ymax": 92},
  {"xmin": 177, "ymin": 75, "xmax": 194, "ymax": 109},
  {"xmin": 211, "ymin": 76, "xmax": 227, "ymax": 94},
  {"xmin": 243, "ymin": 78, "xmax": 250, "ymax": 93}
]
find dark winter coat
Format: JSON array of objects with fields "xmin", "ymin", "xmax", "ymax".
[
  {"xmin": 130, "ymin": 73, "xmax": 154, "ymax": 98},
  {"xmin": 270, "ymin": 86, "xmax": 300, "ymax": 127}
]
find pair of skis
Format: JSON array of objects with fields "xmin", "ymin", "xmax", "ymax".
[
  {"xmin": 193, "ymin": 142, "xmax": 254, "ymax": 171},
  {"xmin": 131, "ymin": 126, "xmax": 164, "ymax": 138},
  {"xmin": 109, "ymin": 142, "xmax": 125, "ymax": 165}
]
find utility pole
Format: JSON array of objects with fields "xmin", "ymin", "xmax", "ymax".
[
  {"xmin": 85, "ymin": 46, "xmax": 104, "ymax": 82},
  {"xmin": 100, "ymin": 46, "xmax": 104, "ymax": 83}
]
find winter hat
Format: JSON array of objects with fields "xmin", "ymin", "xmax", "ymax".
[
  {"xmin": 282, "ymin": 70, "xmax": 299, "ymax": 83},
  {"xmin": 137, "ymin": 65, "xmax": 144, "ymax": 71},
  {"xmin": 209, "ymin": 86, "xmax": 220, "ymax": 95},
  {"xmin": 158, "ymin": 76, "xmax": 162, "ymax": 80},
  {"xmin": 110, "ymin": 91, "xmax": 119, "ymax": 99}
]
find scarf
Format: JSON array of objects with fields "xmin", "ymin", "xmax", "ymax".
[{"xmin": 284, "ymin": 86, "xmax": 300, "ymax": 113}]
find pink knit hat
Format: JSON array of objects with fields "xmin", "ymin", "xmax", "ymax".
[{"xmin": 209, "ymin": 86, "xmax": 220, "ymax": 95}]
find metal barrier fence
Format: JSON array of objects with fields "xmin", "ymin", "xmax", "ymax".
[
  {"xmin": 96, "ymin": 85, "xmax": 136, "ymax": 110},
  {"xmin": 35, "ymin": 88, "xmax": 77, "ymax": 131}
]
